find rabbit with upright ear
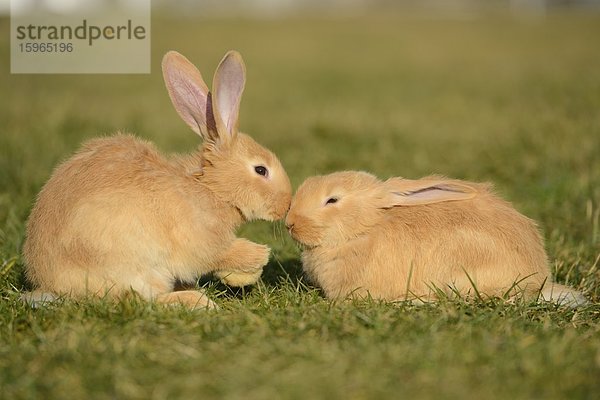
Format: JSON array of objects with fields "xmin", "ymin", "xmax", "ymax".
[
  {"xmin": 286, "ymin": 171, "xmax": 587, "ymax": 307},
  {"xmin": 22, "ymin": 51, "xmax": 292, "ymax": 309}
]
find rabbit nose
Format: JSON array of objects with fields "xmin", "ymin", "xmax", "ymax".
[{"xmin": 285, "ymin": 213, "xmax": 296, "ymax": 233}]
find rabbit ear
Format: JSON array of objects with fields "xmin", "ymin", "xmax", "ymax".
[
  {"xmin": 381, "ymin": 178, "xmax": 477, "ymax": 207},
  {"xmin": 162, "ymin": 51, "xmax": 219, "ymax": 142},
  {"xmin": 212, "ymin": 50, "xmax": 246, "ymax": 140}
]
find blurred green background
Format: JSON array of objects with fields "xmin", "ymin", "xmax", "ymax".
[{"xmin": 1, "ymin": 2, "xmax": 600, "ymax": 399}]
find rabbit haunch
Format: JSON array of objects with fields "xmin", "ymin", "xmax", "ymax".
[
  {"xmin": 286, "ymin": 171, "xmax": 586, "ymax": 307},
  {"xmin": 22, "ymin": 50, "xmax": 291, "ymax": 309}
]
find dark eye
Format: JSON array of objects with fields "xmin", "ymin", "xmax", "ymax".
[
  {"xmin": 254, "ymin": 165, "xmax": 268, "ymax": 177},
  {"xmin": 325, "ymin": 197, "xmax": 338, "ymax": 205}
]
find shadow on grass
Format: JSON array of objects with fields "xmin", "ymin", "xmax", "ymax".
[
  {"xmin": 8, "ymin": 256, "xmax": 312, "ymax": 300},
  {"xmin": 191, "ymin": 256, "xmax": 309, "ymax": 299}
]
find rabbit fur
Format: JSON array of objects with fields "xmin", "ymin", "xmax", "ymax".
[
  {"xmin": 22, "ymin": 51, "xmax": 292, "ymax": 309},
  {"xmin": 286, "ymin": 171, "xmax": 587, "ymax": 307}
]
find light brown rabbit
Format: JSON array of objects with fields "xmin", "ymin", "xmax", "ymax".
[
  {"xmin": 22, "ymin": 50, "xmax": 292, "ymax": 309},
  {"xmin": 286, "ymin": 171, "xmax": 587, "ymax": 307}
]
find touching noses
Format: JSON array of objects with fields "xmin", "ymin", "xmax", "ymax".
[{"xmin": 285, "ymin": 214, "xmax": 295, "ymax": 233}]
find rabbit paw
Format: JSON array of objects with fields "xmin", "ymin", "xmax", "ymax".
[
  {"xmin": 156, "ymin": 290, "xmax": 218, "ymax": 310},
  {"xmin": 244, "ymin": 242, "xmax": 271, "ymax": 270},
  {"xmin": 216, "ymin": 268, "xmax": 264, "ymax": 287},
  {"xmin": 215, "ymin": 241, "xmax": 270, "ymax": 287}
]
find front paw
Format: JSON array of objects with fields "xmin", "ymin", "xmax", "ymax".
[
  {"xmin": 247, "ymin": 243, "xmax": 271, "ymax": 270},
  {"xmin": 215, "ymin": 269, "xmax": 263, "ymax": 287},
  {"xmin": 215, "ymin": 243, "xmax": 270, "ymax": 287}
]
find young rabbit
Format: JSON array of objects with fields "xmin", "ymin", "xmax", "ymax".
[
  {"xmin": 22, "ymin": 50, "xmax": 292, "ymax": 309},
  {"xmin": 286, "ymin": 171, "xmax": 587, "ymax": 307}
]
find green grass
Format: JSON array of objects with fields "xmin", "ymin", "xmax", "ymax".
[{"xmin": 1, "ymin": 11, "xmax": 600, "ymax": 399}]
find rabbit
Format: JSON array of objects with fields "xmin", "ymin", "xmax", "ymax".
[
  {"xmin": 22, "ymin": 50, "xmax": 292, "ymax": 309},
  {"xmin": 285, "ymin": 171, "xmax": 587, "ymax": 307}
]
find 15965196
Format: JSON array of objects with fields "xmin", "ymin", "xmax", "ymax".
[{"xmin": 19, "ymin": 42, "xmax": 73, "ymax": 53}]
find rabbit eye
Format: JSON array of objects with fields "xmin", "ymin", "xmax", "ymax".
[
  {"xmin": 325, "ymin": 197, "xmax": 339, "ymax": 205},
  {"xmin": 254, "ymin": 165, "xmax": 268, "ymax": 177}
]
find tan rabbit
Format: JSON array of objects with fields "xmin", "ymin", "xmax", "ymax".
[
  {"xmin": 286, "ymin": 171, "xmax": 587, "ymax": 307},
  {"xmin": 22, "ymin": 51, "xmax": 292, "ymax": 309}
]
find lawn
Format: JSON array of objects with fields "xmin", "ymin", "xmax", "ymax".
[{"xmin": 1, "ymin": 10, "xmax": 600, "ymax": 400}]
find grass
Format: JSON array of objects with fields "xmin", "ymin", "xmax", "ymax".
[{"xmin": 1, "ymin": 10, "xmax": 600, "ymax": 399}]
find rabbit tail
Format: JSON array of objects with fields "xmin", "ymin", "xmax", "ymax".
[
  {"xmin": 21, "ymin": 290, "xmax": 58, "ymax": 308},
  {"xmin": 540, "ymin": 283, "xmax": 588, "ymax": 308}
]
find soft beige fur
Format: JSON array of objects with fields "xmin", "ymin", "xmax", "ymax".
[
  {"xmin": 22, "ymin": 51, "xmax": 291, "ymax": 309},
  {"xmin": 286, "ymin": 171, "xmax": 587, "ymax": 307}
]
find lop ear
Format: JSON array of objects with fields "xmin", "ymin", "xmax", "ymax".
[
  {"xmin": 162, "ymin": 51, "xmax": 218, "ymax": 142},
  {"xmin": 381, "ymin": 178, "xmax": 477, "ymax": 207},
  {"xmin": 212, "ymin": 50, "xmax": 246, "ymax": 141}
]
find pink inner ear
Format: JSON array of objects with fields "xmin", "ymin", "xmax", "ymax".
[
  {"xmin": 215, "ymin": 57, "xmax": 244, "ymax": 135},
  {"xmin": 409, "ymin": 185, "xmax": 464, "ymax": 197},
  {"xmin": 162, "ymin": 52, "xmax": 211, "ymax": 138},
  {"xmin": 171, "ymin": 74, "xmax": 208, "ymax": 134},
  {"xmin": 391, "ymin": 184, "xmax": 475, "ymax": 206}
]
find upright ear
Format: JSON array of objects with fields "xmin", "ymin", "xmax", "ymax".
[
  {"xmin": 162, "ymin": 51, "xmax": 218, "ymax": 142},
  {"xmin": 381, "ymin": 178, "xmax": 477, "ymax": 207},
  {"xmin": 212, "ymin": 50, "xmax": 246, "ymax": 141}
]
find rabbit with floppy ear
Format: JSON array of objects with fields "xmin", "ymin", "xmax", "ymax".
[
  {"xmin": 286, "ymin": 171, "xmax": 587, "ymax": 307},
  {"xmin": 22, "ymin": 51, "xmax": 292, "ymax": 309}
]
